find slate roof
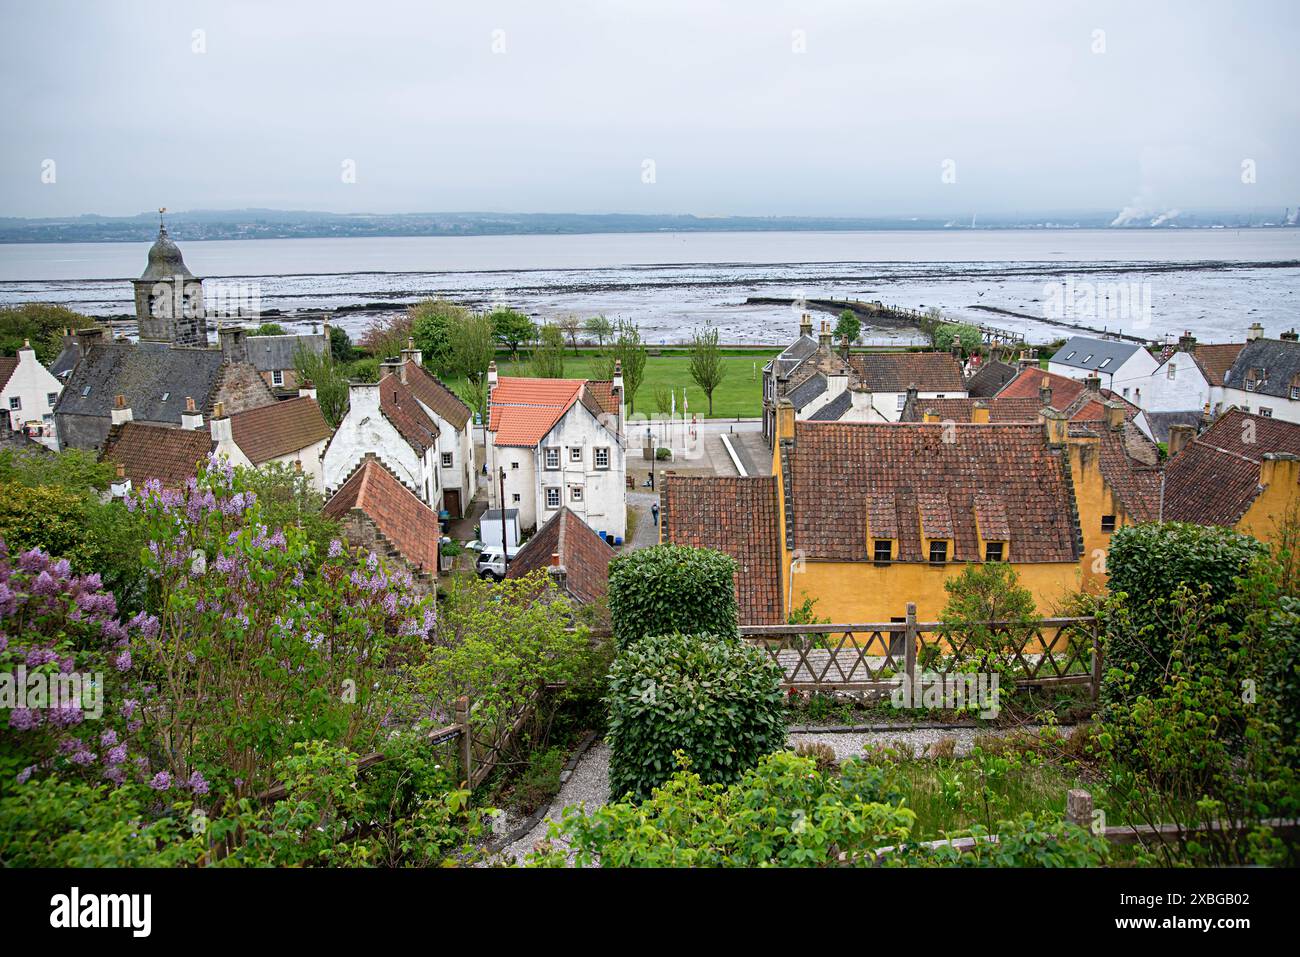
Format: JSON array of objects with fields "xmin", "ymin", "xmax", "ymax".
[
  {"xmin": 505, "ymin": 506, "xmax": 613, "ymax": 604},
  {"xmin": 1145, "ymin": 410, "xmax": 1205, "ymax": 444},
  {"xmin": 488, "ymin": 377, "xmax": 607, "ymax": 448},
  {"xmin": 965, "ymin": 359, "xmax": 1018, "ymax": 397},
  {"xmin": 244, "ymin": 333, "xmax": 327, "ymax": 372},
  {"xmin": 0, "ymin": 356, "xmax": 16, "ymax": 392},
  {"xmin": 807, "ymin": 390, "xmax": 853, "ymax": 421},
  {"xmin": 101, "ymin": 422, "xmax": 213, "ymax": 489},
  {"xmin": 1051, "ymin": 336, "xmax": 1143, "ymax": 373},
  {"xmin": 229, "ymin": 396, "xmax": 331, "ymax": 464},
  {"xmin": 787, "ymin": 373, "xmax": 828, "ymax": 410},
  {"xmin": 1223, "ymin": 338, "xmax": 1300, "ymax": 401},
  {"xmin": 54, "ymin": 341, "xmax": 227, "ymax": 424},
  {"xmin": 390, "ymin": 360, "xmax": 471, "ymax": 431},
  {"xmin": 1163, "ymin": 409, "xmax": 1300, "ymax": 526},
  {"xmin": 661, "ymin": 473, "xmax": 783, "ymax": 625},
  {"xmin": 378, "ymin": 373, "xmax": 442, "ymax": 456},
  {"xmin": 769, "ymin": 335, "xmax": 819, "ymax": 377},
  {"xmin": 784, "ymin": 421, "xmax": 1079, "ymax": 564},
  {"xmin": 849, "ymin": 352, "xmax": 965, "ymax": 393},
  {"xmin": 323, "ymin": 457, "xmax": 440, "ymax": 573}
]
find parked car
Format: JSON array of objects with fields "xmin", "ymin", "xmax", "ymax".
[
  {"xmin": 476, "ymin": 546, "xmax": 521, "ymax": 581},
  {"xmin": 465, "ymin": 540, "xmax": 488, "ymax": 553}
]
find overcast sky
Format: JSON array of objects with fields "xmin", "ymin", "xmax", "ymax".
[{"xmin": 2, "ymin": 0, "xmax": 1297, "ymax": 219}]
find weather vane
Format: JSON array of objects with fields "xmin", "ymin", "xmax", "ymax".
[{"xmin": 159, "ymin": 207, "xmax": 167, "ymax": 229}]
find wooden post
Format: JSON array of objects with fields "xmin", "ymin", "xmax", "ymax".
[
  {"xmin": 454, "ymin": 694, "xmax": 473, "ymax": 788},
  {"xmin": 904, "ymin": 602, "xmax": 918, "ymax": 687},
  {"xmin": 1089, "ymin": 622, "xmax": 1103, "ymax": 701},
  {"xmin": 1066, "ymin": 788, "xmax": 1093, "ymax": 829}
]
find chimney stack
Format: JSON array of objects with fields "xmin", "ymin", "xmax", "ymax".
[
  {"xmin": 298, "ymin": 382, "xmax": 317, "ymax": 400},
  {"xmin": 181, "ymin": 396, "xmax": 203, "ymax": 430},
  {"xmin": 218, "ymin": 325, "xmax": 248, "ymax": 364},
  {"xmin": 110, "ymin": 394, "xmax": 133, "ymax": 426},
  {"xmin": 1167, "ymin": 423, "xmax": 1196, "ymax": 457},
  {"xmin": 1039, "ymin": 408, "xmax": 1068, "ymax": 446},
  {"xmin": 1038, "ymin": 376, "xmax": 1053, "ymax": 408},
  {"xmin": 1247, "ymin": 322, "xmax": 1265, "ymax": 342},
  {"xmin": 1178, "ymin": 330, "xmax": 1197, "ymax": 352},
  {"xmin": 799, "ymin": 313, "xmax": 813, "ymax": 338},
  {"xmin": 905, "ymin": 382, "xmax": 918, "ymax": 407},
  {"xmin": 209, "ymin": 401, "xmax": 232, "ymax": 445},
  {"xmin": 971, "ymin": 401, "xmax": 990, "ymax": 424},
  {"xmin": 818, "ymin": 321, "xmax": 832, "ymax": 349},
  {"xmin": 1084, "ymin": 374, "xmax": 1101, "ymax": 394},
  {"xmin": 1104, "ymin": 400, "xmax": 1126, "ymax": 431},
  {"xmin": 401, "ymin": 336, "xmax": 423, "ymax": 367},
  {"xmin": 109, "ymin": 463, "xmax": 131, "ymax": 500},
  {"xmin": 1281, "ymin": 329, "xmax": 1299, "ymax": 342},
  {"xmin": 839, "ymin": 335, "xmax": 850, "ymax": 360}
]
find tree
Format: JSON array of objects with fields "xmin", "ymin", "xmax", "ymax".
[
  {"xmin": 294, "ymin": 345, "xmax": 349, "ymax": 428},
  {"xmin": 585, "ymin": 315, "xmax": 613, "ymax": 348},
  {"xmin": 654, "ymin": 387, "xmax": 673, "ymax": 415},
  {"xmin": 612, "ymin": 320, "xmax": 647, "ymax": 415},
  {"xmin": 833, "ymin": 310, "xmax": 860, "ymax": 345},
  {"xmin": 556, "ymin": 314, "xmax": 583, "ymax": 355},
  {"xmin": 248, "ymin": 322, "xmax": 287, "ymax": 337},
  {"xmin": 410, "ymin": 299, "xmax": 471, "ymax": 375},
  {"xmin": 359, "ymin": 312, "xmax": 412, "ymax": 362},
  {"xmin": 456, "ymin": 378, "xmax": 488, "ymax": 424},
  {"xmin": 688, "ymin": 323, "xmax": 727, "ymax": 416},
  {"xmin": 531, "ymin": 324, "xmax": 566, "ymax": 378},
  {"xmin": 934, "ymin": 323, "xmax": 981, "ymax": 355},
  {"xmin": 491, "ymin": 309, "xmax": 536, "ymax": 360},
  {"xmin": 447, "ymin": 311, "xmax": 497, "ymax": 385},
  {"xmin": 0, "ymin": 303, "xmax": 95, "ymax": 364},
  {"xmin": 327, "ymin": 324, "xmax": 354, "ymax": 362},
  {"xmin": 940, "ymin": 562, "xmax": 1037, "ymax": 662}
]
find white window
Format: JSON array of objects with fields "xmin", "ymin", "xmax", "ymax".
[
  {"xmin": 1259, "ymin": 407, "xmax": 1274, "ymax": 418},
  {"xmin": 544, "ymin": 448, "xmax": 560, "ymax": 469},
  {"xmin": 1065, "ymin": 351, "xmax": 1076, "ymax": 360},
  {"xmin": 46, "ymin": 392, "xmax": 58, "ymax": 407},
  {"xmin": 272, "ymin": 370, "xmax": 284, "ymax": 387},
  {"xmin": 570, "ymin": 485, "xmax": 583, "ymax": 502},
  {"xmin": 1099, "ymin": 357, "xmax": 1112, "ymax": 369},
  {"xmin": 1167, "ymin": 363, "xmax": 1176, "ymax": 379},
  {"xmin": 545, "ymin": 487, "xmax": 561, "ymax": 509},
  {"xmin": 1291, "ymin": 386, "xmax": 1300, "ymax": 401},
  {"xmin": 7, "ymin": 397, "xmax": 19, "ymax": 411},
  {"xmin": 510, "ymin": 461, "xmax": 519, "ymax": 470},
  {"xmin": 895, "ymin": 395, "xmax": 905, "ymax": 412},
  {"xmin": 570, "ymin": 446, "xmax": 583, "ymax": 463},
  {"xmin": 441, "ymin": 452, "xmax": 453, "ymax": 468},
  {"xmin": 511, "ymin": 493, "xmax": 521, "ymax": 503},
  {"xmin": 594, "ymin": 447, "xmax": 610, "ymax": 470},
  {"xmin": 1122, "ymin": 388, "xmax": 1130, "ymax": 398},
  {"xmin": 1082, "ymin": 354, "xmax": 1093, "ymax": 364}
]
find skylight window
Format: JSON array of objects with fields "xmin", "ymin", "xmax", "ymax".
[
  {"xmin": 1065, "ymin": 351, "xmax": 1076, "ymax": 360},
  {"xmin": 81, "ymin": 386, "xmax": 91, "ymax": 397},
  {"xmin": 1082, "ymin": 354, "xmax": 1093, "ymax": 364},
  {"xmin": 1099, "ymin": 357, "xmax": 1112, "ymax": 368},
  {"xmin": 161, "ymin": 392, "xmax": 170, "ymax": 401}
]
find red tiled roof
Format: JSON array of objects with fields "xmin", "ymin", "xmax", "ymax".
[
  {"xmin": 1163, "ymin": 409, "xmax": 1300, "ymax": 526},
  {"xmin": 904, "ymin": 396, "xmax": 1043, "ymax": 423},
  {"xmin": 1189, "ymin": 343, "xmax": 1246, "ymax": 386},
  {"xmin": 229, "ymin": 396, "xmax": 331, "ymax": 465},
  {"xmin": 998, "ymin": 367, "xmax": 1088, "ymax": 406},
  {"xmin": 505, "ymin": 507, "xmax": 613, "ymax": 604},
  {"xmin": 1069, "ymin": 418, "xmax": 1163, "ymax": 522},
  {"xmin": 849, "ymin": 352, "xmax": 966, "ymax": 393},
  {"xmin": 101, "ymin": 422, "xmax": 213, "ymax": 489},
  {"xmin": 401, "ymin": 361, "xmax": 471, "ymax": 431},
  {"xmin": 785, "ymin": 421, "xmax": 1079, "ymax": 564},
  {"xmin": 585, "ymin": 380, "xmax": 620, "ymax": 416},
  {"xmin": 379, "ymin": 373, "xmax": 441, "ymax": 455},
  {"xmin": 0, "ymin": 357, "xmax": 17, "ymax": 392},
  {"xmin": 488, "ymin": 377, "xmax": 587, "ymax": 447},
  {"xmin": 323, "ymin": 457, "xmax": 440, "ymax": 573},
  {"xmin": 661, "ymin": 474, "xmax": 784, "ymax": 625}
]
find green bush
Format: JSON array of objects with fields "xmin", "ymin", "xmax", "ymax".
[
  {"xmin": 1103, "ymin": 522, "xmax": 1267, "ymax": 702},
  {"xmin": 605, "ymin": 632, "xmax": 785, "ymax": 801},
  {"xmin": 607, "ymin": 544, "xmax": 737, "ymax": 649}
]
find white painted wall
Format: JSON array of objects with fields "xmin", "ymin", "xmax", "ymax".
[
  {"xmin": 872, "ymin": 389, "xmax": 967, "ymax": 422},
  {"xmin": 1137, "ymin": 351, "xmax": 1220, "ymax": 413},
  {"xmin": 1, "ymin": 345, "xmax": 63, "ymax": 449},
  {"xmin": 320, "ymin": 382, "xmax": 440, "ymax": 503},
  {"xmin": 1048, "ymin": 350, "xmax": 1158, "ymax": 394},
  {"xmin": 1221, "ymin": 386, "xmax": 1300, "ymax": 424}
]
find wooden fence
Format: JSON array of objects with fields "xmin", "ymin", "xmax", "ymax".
[{"xmin": 740, "ymin": 604, "xmax": 1101, "ymax": 698}]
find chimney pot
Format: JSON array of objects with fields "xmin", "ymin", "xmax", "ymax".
[{"xmin": 1167, "ymin": 423, "xmax": 1196, "ymax": 457}]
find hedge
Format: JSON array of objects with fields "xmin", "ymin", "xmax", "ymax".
[{"xmin": 607, "ymin": 544, "xmax": 737, "ymax": 650}]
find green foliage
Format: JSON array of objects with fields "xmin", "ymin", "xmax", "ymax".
[
  {"xmin": 0, "ymin": 445, "xmax": 113, "ymax": 492},
  {"xmin": 293, "ymin": 345, "xmax": 349, "ymax": 428},
  {"xmin": 248, "ymin": 322, "xmax": 286, "ymax": 336},
  {"xmin": 933, "ymin": 323, "xmax": 981, "ymax": 354},
  {"xmin": 611, "ymin": 319, "xmax": 647, "ymax": 414},
  {"xmin": 605, "ymin": 633, "xmax": 786, "ymax": 801},
  {"xmin": 1103, "ymin": 522, "xmax": 1268, "ymax": 702},
  {"xmin": 940, "ymin": 562, "xmax": 1037, "ymax": 660},
  {"xmin": 584, "ymin": 314, "xmax": 613, "ymax": 347},
  {"xmin": 1261, "ymin": 596, "xmax": 1300, "ymax": 763},
  {"xmin": 347, "ymin": 356, "xmax": 380, "ymax": 383},
  {"xmin": 491, "ymin": 308, "xmax": 536, "ymax": 359},
  {"xmin": 410, "ymin": 298, "xmax": 473, "ymax": 375},
  {"xmin": 833, "ymin": 310, "xmax": 861, "ymax": 343},
  {"xmin": 0, "ymin": 303, "xmax": 94, "ymax": 364},
  {"xmin": 236, "ymin": 461, "xmax": 340, "ymax": 566},
  {"xmin": 328, "ymin": 324, "xmax": 355, "ymax": 362},
  {"xmin": 607, "ymin": 543, "xmax": 738, "ymax": 649},
  {"xmin": 530, "ymin": 323, "xmax": 566, "ymax": 378},
  {"xmin": 359, "ymin": 312, "xmax": 412, "ymax": 361},
  {"xmin": 688, "ymin": 322, "xmax": 727, "ymax": 415},
  {"xmin": 448, "ymin": 310, "xmax": 496, "ymax": 385}
]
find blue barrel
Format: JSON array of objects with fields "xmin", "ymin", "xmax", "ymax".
[
  {"xmin": 614, "ymin": 536, "xmax": 623, "ymax": 546},
  {"xmin": 598, "ymin": 530, "xmax": 607, "ymax": 542}
]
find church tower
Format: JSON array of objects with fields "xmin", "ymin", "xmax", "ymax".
[{"xmin": 133, "ymin": 210, "xmax": 207, "ymax": 346}]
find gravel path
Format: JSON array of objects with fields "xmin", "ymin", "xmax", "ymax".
[{"xmin": 497, "ymin": 724, "xmax": 1061, "ymax": 865}]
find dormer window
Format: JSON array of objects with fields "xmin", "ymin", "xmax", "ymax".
[
  {"xmin": 1290, "ymin": 375, "xmax": 1300, "ymax": 401},
  {"xmin": 928, "ymin": 540, "xmax": 949, "ymax": 564},
  {"xmin": 873, "ymin": 539, "xmax": 893, "ymax": 564},
  {"xmin": 983, "ymin": 541, "xmax": 1005, "ymax": 562},
  {"xmin": 1246, "ymin": 368, "xmax": 1264, "ymax": 392}
]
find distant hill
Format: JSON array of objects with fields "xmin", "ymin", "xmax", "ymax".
[{"xmin": 0, "ymin": 208, "xmax": 1294, "ymax": 243}]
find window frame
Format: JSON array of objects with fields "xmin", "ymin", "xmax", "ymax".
[
  {"xmin": 983, "ymin": 541, "xmax": 1005, "ymax": 563},
  {"xmin": 1101, "ymin": 515, "xmax": 1117, "ymax": 534},
  {"xmin": 440, "ymin": 451, "xmax": 454, "ymax": 468},
  {"xmin": 928, "ymin": 540, "xmax": 948, "ymax": 565},
  {"xmin": 271, "ymin": 369, "xmax": 284, "ymax": 387},
  {"xmin": 569, "ymin": 446, "xmax": 583, "ymax": 463},
  {"xmin": 544, "ymin": 486, "xmax": 561, "ymax": 509},
  {"xmin": 872, "ymin": 538, "xmax": 893, "ymax": 564},
  {"xmin": 569, "ymin": 484, "xmax": 584, "ymax": 502},
  {"xmin": 593, "ymin": 447, "xmax": 610, "ymax": 470},
  {"xmin": 544, "ymin": 447, "xmax": 561, "ymax": 470},
  {"xmin": 7, "ymin": 397, "xmax": 20, "ymax": 411}
]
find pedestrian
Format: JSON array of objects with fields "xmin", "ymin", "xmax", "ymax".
[{"xmin": 651, "ymin": 502, "xmax": 659, "ymax": 526}]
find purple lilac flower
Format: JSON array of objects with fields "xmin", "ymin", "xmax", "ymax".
[
  {"xmin": 16, "ymin": 765, "xmax": 34, "ymax": 785},
  {"xmin": 187, "ymin": 771, "xmax": 209, "ymax": 795},
  {"xmin": 114, "ymin": 650, "xmax": 132, "ymax": 672},
  {"xmin": 8, "ymin": 708, "xmax": 40, "ymax": 731},
  {"xmin": 103, "ymin": 766, "xmax": 126, "ymax": 785},
  {"xmin": 70, "ymin": 749, "xmax": 96, "ymax": 766},
  {"xmin": 121, "ymin": 699, "xmax": 138, "ymax": 719},
  {"xmin": 106, "ymin": 744, "xmax": 127, "ymax": 766},
  {"xmin": 48, "ymin": 705, "xmax": 84, "ymax": 728},
  {"xmin": 25, "ymin": 647, "xmax": 59, "ymax": 667},
  {"xmin": 100, "ymin": 730, "xmax": 118, "ymax": 748},
  {"xmin": 149, "ymin": 771, "xmax": 172, "ymax": 791},
  {"xmin": 328, "ymin": 539, "xmax": 343, "ymax": 558}
]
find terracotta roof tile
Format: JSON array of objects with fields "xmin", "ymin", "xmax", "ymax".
[
  {"xmin": 0, "ymin": 357, "xmax": 17, "ymax": 392},
  {"xmin": 585, "ymin": 380, "xmax": 620, "ymax": 416},
  {"xmin": 229, "ymin": 396, "xmax": 331, "ymax": 465},
  {"xmin": 401, "ymin": 361, "xmax": 471, "ymax": 431},
  {"xmin": 505, "ymin": 507, "xmax": 613, "ymax": 604},
  {"xmin": 101, "ymin": 422, "xmax": 213, "ymax": 489},
  {"xmin": 849, "ymin": 352, "xmax": 965, "ymax": 393},
  {"xmin": 973, "ymin": 492, "xmax": 1011, "ymax": 541},
  {"xmin": 488, "ymin": 377, "xmax": 586, "ymax": 447},
  {"xmin": 379, "ymin": 373, "xmax": 441, "ymax": 455},
  {"xmin": 323, "ymin": 457, "xmax": 440, "ymax": 573},
  {"xmin": 1163, "ymin": 409, "xmax": 1300, "ymax": 526},
  {"xmin": 1189, "ymin": 343, "xmax": 1245, "ymax": 386},
  {"xmin": 787, "ymin": 421, "xmax": 1078, "ymax": 564},
  {"xmin": 661, "ymin": 474, "xmax": 784, "ymax": 625},
  {"xmin": 903, "ymin": 396, "xmax": 1042, "ymax": 423}
]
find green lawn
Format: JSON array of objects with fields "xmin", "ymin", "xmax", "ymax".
[{"xmin": 471, "ymin": 353, "xmax": 777, "ymax": 419}]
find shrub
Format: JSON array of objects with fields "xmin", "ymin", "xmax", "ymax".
[
  {"xmin": 605, "ymin": 633, "xmax": 785, "ymax": 801},
  {"xmin": 1103, "ymin": 522, "xmax": 1267, "ymax": 702},
  {"xmin": 607, "ymin": 544, "xmax": 737, "ymax": 650},
  {"xmin": 794, "ymin": 741, "xmax": 839, "ymax": 773}
]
